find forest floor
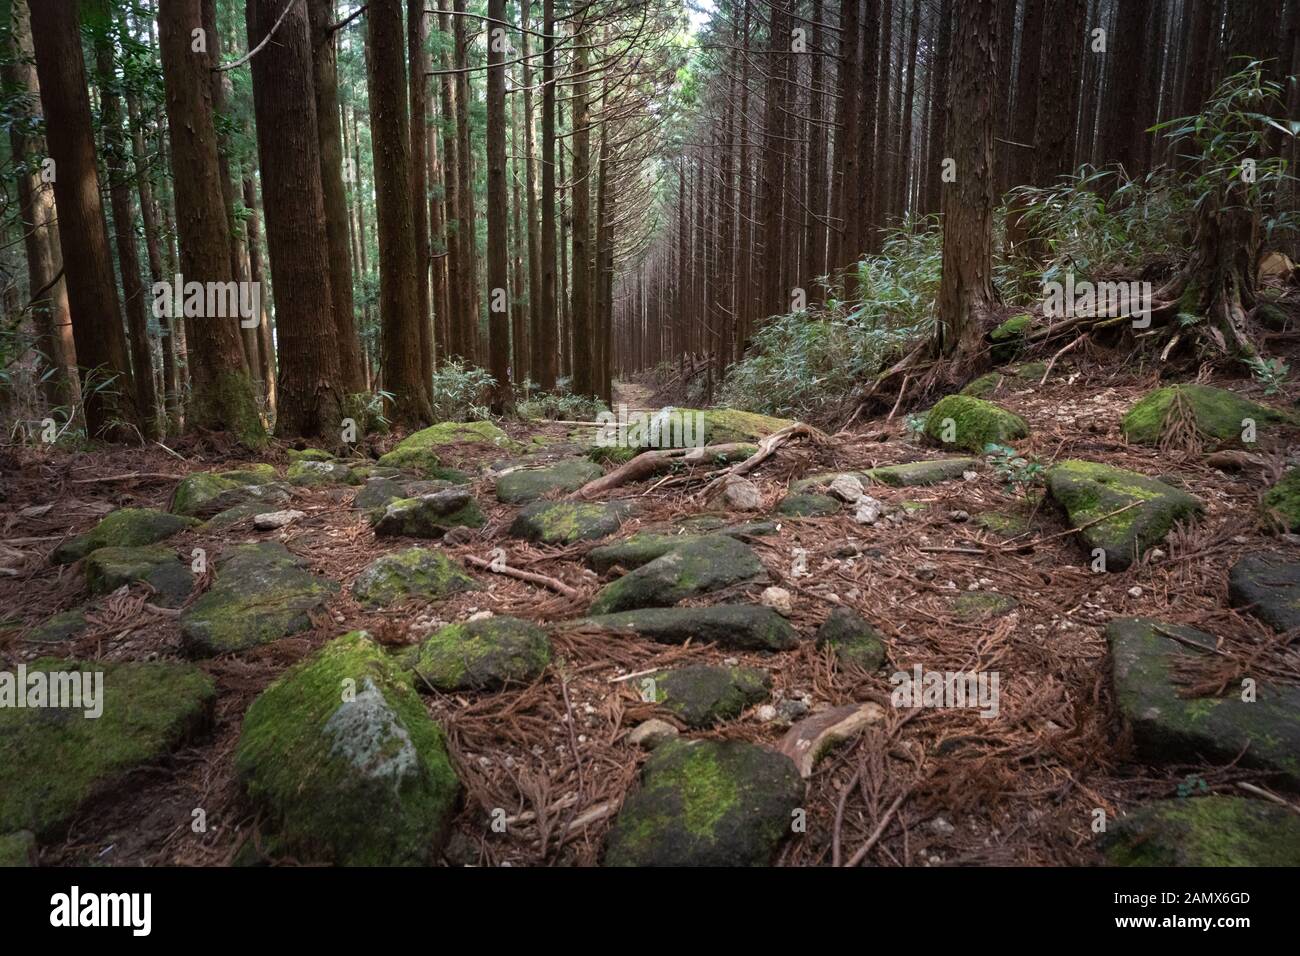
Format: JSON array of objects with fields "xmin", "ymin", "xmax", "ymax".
[{"xmin": 4, "ymin": 343, "xmax": 1300, "ymax": 867}]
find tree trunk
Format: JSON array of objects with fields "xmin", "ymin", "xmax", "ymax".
[
  {"xmin": 569, "ymin": 15, "xmax": 594, "ymax": 396},
  {"xmin": 307, "ymin": 0, "xmax": 366, "ymax": 394},
  {"xmin": 30, "ymin": 0, "xmax": 138, "ymax": 438},
  {"xmin": 246, "ymin": 0, "xmax": 344, "ymax": 440},
  {"xmin": 936, "ymin": 0, "xmax": 998, "ymax": 361},
  {"xmin": 365, "ymin": 0, "xmax": 433, "ymax": 425},
  {"xmin": 485, "ymin": 0, "xmax": 512, "ymax": 410},
  {"xmin": 408, "ymin": 0, "xmax": 434, "ymax": 390},
  {"xmin": 536, "ymin": 0, "xmax": 559, "ymax": 390},
  {"xmin": 4, "ymin": 0, "xmax": 78, "ymax": 412}
]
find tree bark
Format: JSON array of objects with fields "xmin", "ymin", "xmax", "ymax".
[
  {"xmin": 486, "ymin": 0, "xmax": 512, "ymax": 410},
  {"xmin": 30, "ymin": 0, "xmax": 139, "ymax": 438}
]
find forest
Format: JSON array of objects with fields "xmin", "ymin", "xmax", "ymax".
[{"xmin": 1, "ymin": 0, "xmax": 1300, "ymax": 876}]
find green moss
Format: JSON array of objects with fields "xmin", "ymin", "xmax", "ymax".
[
  {"xmin": 51, "ymin": 508, "xmax": 198, "ymax": 564},
  {"xmin": 991, "ymin": 314, "xmax": 1032, "ymax": 340},
  {"xmin": 83, "ymin": 545, "xmax": 193, "ymax": 605},
  {"xmin": 510, "ymin": 499, "xmax": 630, "ymax": 544},
  {"xmin": 0, "ymin": 830, "xmax": 34, "ymax": 866},
  {"xmin": 191, "ymin": 370, "xmax": 267, "ymax": 450},
  {"xmin": 378, "ymin": 421, "xmax": 518, "ymax": 476},
  {"xmin": 952, "ymin": 590, "xmax": 1019, "ymax": 620},
  {"xmin": 1104, "ymin": 797, "xmax": 1300, "ymax": 866},
  {"xmin": 588, "ymin": 444, "xmax": 639, "ymax": 465},
  {"xmin": 286, "ymin": 448, "xmax": 334, "ymax": 462},
  {"xmin": 1047, "ymin": 460, "xmax": 1202, "ymax": 569},
  {"xmin": 285, "ymin": 460, "xmax": 360, "ymax": 487},
  {"xmin": 407, "ymin": 616, "xmax": 551, "ymax": 691},
  {"xmin": 179, "ymin": 542, "xmax": 339, "ymax": 656},
  {"xmin": 495, "ymin": 458, "xmax": 603, "ymax": 504},
  {"xmin": 0, "ymin": 658, "xmax": 215, "ymax": 838},
  {"xmin": 1121, "ymin": 384, "xmax": 1293, "ymax": 447},
  {"xmin": 960, "ymin": 373, "xmax": 1004, "ymax": 398},
  {"xmin": 588, "ymin": 534, "xmax": 762, "ymax": 614},
  {"xmin": 235, "ymin": 631, "xmax": 459, "ymax": 865},
  {"xmin": 923, "ymin": 395, "xmax": 1029, "ymax": 452},
  {"xmin": 776, "ymin": 492, "xmax": 842, "ymax": 517},
  {"xmin": 865, "ymin": 457, "xmax": 978, "ymax": 487},
  {"xmin": 1262, "ymin": 468, "xmax": 1300, "ymax": 531},
  {"xmin": 351, "ymin": 548, "xmax": 479, "ymax": 608}
]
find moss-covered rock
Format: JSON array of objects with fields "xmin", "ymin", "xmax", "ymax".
[
  {"xmin": 286, "ymin": 448, "xmax": 334, "ymax": 463},
  {"xmin": 378, "ymin": 420, "xmax": 518, "ymax": 477},
  {"xmin": 24, "ymin": 609, "xmax": 88, "ymax": 644},
  {"xmin": 353, "ymin": 477, "xmax": 457, "ymax": 512},
  {"xmin": 84, "ymin": 545, "xmax": 193, "ymax": 606},
  {"xmin": 235, "ymin": 631, "xmax": 459, "ymax": 865},
  {"xmin": 179, "ymin": 542, "xmax": 339, "ymax": 657},
  {"xmin": 776, "ymin": 492, "xmax": 842, "ymax": 517},
  {"xmin": 1121, "ymin": 383, "xmax": 1293, "ymax": 448},
  {"xmin": 582, "ymin": 604, "xmax": 798, "ymax": 651},
  {"xmin": 407, "ymin": 616, "xmax": 551, "ymax": 691},
  {"xmin": 1262, "ymin": 468, "xmax": 1300, "ymax": 531},
  {"xmin": 972, "ymin": 510, "xmax": 1031, "ymax": 536},
  {"xmin": 0, "ymin": 658, "xmax": 215, "ymax": 838},
  {"xmin": 1046, "ymin": 460, "xmax": 1203, "ymax": 570},
  {"xmin": 961, "ymin": 372, "xmax": 1005, "ymax": 398},
  {"xmin": 0, "ymin": 830, "xmax": 35, "ymax": 866},
  {"xmin": 1102, "ymin": 797, "xmax": 1300, "ymax": 866},
  {"xmin": 495, "ymin": 457, "xmax": 603, "ymax": 504},
  {"xmin": 351, "ymin": 548, "xmax": 479, "ymax": 608},
  {"xmin": 603, "ymin": 739, "xmax": 803, "ymax": 866},
  {"xmin": 866, "ymin": 457, "xmax": 979, "ymax": 487},
  {"xmin": 952, "ymin": 590, "xmax": 1019, "ymax": 620},
  {"xmin": 510, "ymin": 499, "xmax": 632, "ymax": 544},
  {"xmin": 172, "ymin": 469, "xmax": 289, "ymax": 519},
  {"xmin": 625, "ymin": 407, "xmax": 794, "ymax": 450},
  {"xmin": 815, "ymin": 607, "xmax": 886, "ymax": 670},
  {"xmin": 589, "ymin": 535, "xmax": 764, "ymax": 614},
  {"xmin": 588, "ymin": 444, "xmax": 640, "ymax": 466},
  {"xmin": 648, "ymin": 665, "xmax": 769, "ymax": 727},
  {"xmin": 51, "ymin": 508, "xmax": 198, "ymax": 564},
  {"xmin": 285, "ymin": 459, "xmax": 360, "ymax": 487},
  {"xmin": 924, "ymin": 396, "xmax": 1029, "ymax": 452},
  {"xmin": 1106, "ymin": 618, "xmax": 1300, "ymax": 786},
  {"xmin": 1228, "ymin": 551, "xmax": 1300, "ymax": 632},
  {"xmin": 989, "ymin": 313, "xmax": 1032, "ymax": 361},
  {"xmin": 371, "ymin": 489, "xmax": 485, "ymax": 538}
]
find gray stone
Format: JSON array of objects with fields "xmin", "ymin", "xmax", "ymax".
[{"xmin": 589, "ymin": 535, "xmax": 764, "ymax": 614}]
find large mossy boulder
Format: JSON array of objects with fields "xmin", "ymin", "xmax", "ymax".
[
  {"xmin": 1102, "ymin": 797, "xmax": 1300, "ymax": 866},
  {"xmin": 235, "ymin": 631, "xmax": 460, "ymax": 865},
  {"xmin": 407, "ymin": 616, "xmax": 551, "ymax": 691},
  {"xmin": 647, "ymin": 665, "xmax": 770, "ymax": 727},
  {"xmin": 172, "ymin": 466, "xmax": 284, "ymax": 518},
  {"xmin": 776, "ymin": 492, "xmax": 842, "ymax": 517},
  {"xmin": 0, "ymin": 659, "xmax": 215, "ymax": 838},
  {"xmin": 603, "ymin": 739, "xmax": 803, "ymax": 866},
  {"xmin": 353, "ymin": 477, "xmax": 458, "ymax": 512},
  {"xmin": 1106, "ymin": 618, "xmax": 1300, "ymax": 786},
  {"xmin": 589, "ymin": 534, "xmax": 764, "ymax": 614},
  {"xmin": 371, "ymin": 489, "xmax": 485, "ymax": 538},
  {"xmin": 495, "ymin": 458, "xmax": 603, "ymax": 504},
  {"xmin": 1228, "ymin": 551, "xmax": 1300, "ymax": 632},
  {"xmin": 1046, "ymin": 460, "xmax": 1202, "ymax": 570},
  {"xmin": 51, "ymin": 508, "xmax": 197, "ymax": 565},
  {"xmin": 351, "ymin": 548, "xmax": 479, "ymax": 608},
  {"xmin": 1122, "ymin": 383, "xmax": 1292, "ymax": 448},
  {"xmin": 84, "ymin": 545, "xmax": 193, "ymax": 606},
  {"xmin": 378, "ymin": 420, "xmax": 517, "ymax": 477},
  {"xmin": 582, "ymin": 604, "xmax": 798, "ymax": 651},
  {"xmin": 1262, "ymin": 468, "xmax": 1300, "ymax": 531},
  {"xmin": 179, "ymin": 542, "xmax": 339, "ymax": 657},
  {"xmin": 509, "ymin": 499, "xmax": 631, "ymax": 544},
  {"xmin": 25, "ymin": 609, "xmax": 88, "ymax": 644},
  {"xmin": 815, "ymin": 607, "xmax": 886, "ymax": 670},
  {"xmin": 923, "ymin": 396, "xmax": 1028, "ymax": 453}
]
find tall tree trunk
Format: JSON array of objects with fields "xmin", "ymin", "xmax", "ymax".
[
  {"xmin": 29, "ymin": 0, "xmax": 138, "ymax": 438},
  {"xmin": 485, "ymin": 0, "xmax": 512, "ymax": 410},
  {"xmin": 453, "ymin": 0, "xmax": 479, "ymax": 363},
  {"xmin": 569, "ymin": 15, "xmax": 594, "ymax": 396},
  {"xmin": 95, "ymin": 22, "xmax": 159, "ymax": 438},
  {"xmin": 4, "ymin": 0, "xmax": 78, "ymax": 411},
  {"xmin": 936, "ymin": 0, "xmax": 998, "ymax": 361},
  {"xmin": 247, "ymin": 0, "xmax": 344, "ymax": 440},
  {"xmin": 521, "ymin": 0, "xmax": 543, "ymax": 387},
  {"xmin": 408, "ymin": 0, "xmax": 434, "ymax": 390},
  {"xmin": 365, "ymin": 0, "xmax": 432, "ymax": 425},
  {"xmin": 536, "ymin": 0, "xmax": 558, "ymax": 390},
  {"xmin": 436, "ymin": 0, "xmax": 462, "ymax": 362},
  {"xmin": 243, "ymin": 175, "xmax": 277, "ymax": 415},
  {"xmin": 307, "ymin": 0, "xmax": 366, "ymax": 394}
]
